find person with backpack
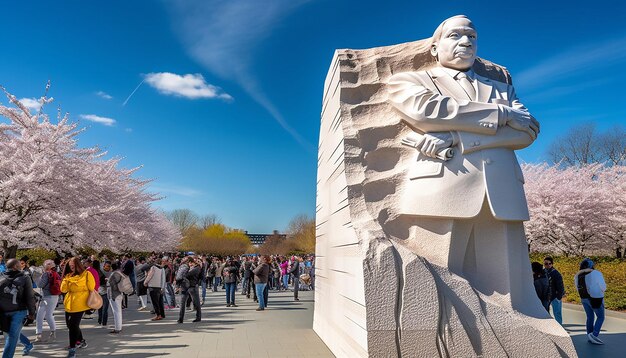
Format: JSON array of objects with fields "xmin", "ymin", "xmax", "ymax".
[
  {"xmin": 107, "ymin": 262, "xmax": 126, "ymax": 334},
  {"xmin": 0, "ymin": 259, "xmax": 36, "ymax": 357},
  {"xmin": 34, "ymin": 259, "xmax": 61, "ymax": 343},
  {"xmin": 289, "ymin": 256, "xmax": 301, "ymax": 301},
  {"xmin": 574, "ymin": 258, "xmax": 607, "ymax": 345},
  {"xmin": 145, "ymin": 258, "xmax": 166, "ymax": 321},
  {"xmin": 61, "ymin": 257, "xmax": 96, "ymax": 357}
]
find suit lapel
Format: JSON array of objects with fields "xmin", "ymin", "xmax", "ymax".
[
  {"xmin": 429, "ymin": 67, "xmax": 471, "ymax": 100},
  {"xmin": 475, "ymin": 74, "xmax": 494, "ymax": 103}
]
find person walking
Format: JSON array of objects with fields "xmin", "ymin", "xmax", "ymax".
[
  {"xmin": 279, "ymin": 257, "xmax": 289, "ymax": 291},
  {"xmin": 107, "ymin": 262, "xmax": 124, "ymax": 334},
  {"xmin": 161, "ymin": 256, "xmax": 176, "ymax": 310},
  {"xmin": 0, "ymin": 259, "xmax": 36, "ymax": 357},
  {"xmin": 35, "ymin": 259, "xmax": 61, "ymax": 342},
  {"xmin": 531, "ymin": 262, "xmax": 550, "ymax": 312},
  {"xmin": 253, "ymin": 256, "xmax": 270, "ymax": 311},
  {"xmin": 544, "ymin": 256, "xmax": 565, "ymax": 325},
  {"xmin": 177, "ymin": 258, "xmax": 201, "ymax": 323},
  {"xmin": 289, "ymin": 256, "xmax": 301, "ymax": 301},
  {"xmin": 145, "ymin": 258, "xmax": 166, "ymax": 321},
  {"xmin": 134, "ymin": 257, "xmax": 151, "ymax": 311},
  {"xmin": 121, "ymin": 254, "xmax": 135, "ymax": 309},
  {"xmin": 213, "ymin": 258, "xmax": 223, "ymax": 292},
  {"xmin": 222, "ymin": 258, "xmax": 239, "ymax": 307},
  {"xmin": 94, "ymin": 260, "xmax": 110, "ymax": 328},
  {"xmin": 574, "ymin": 258, "xmax": 607, "ymax": 345},
  {"xmin": 61, "ymin": 257, "xmax": 96, "ymax": 357}
]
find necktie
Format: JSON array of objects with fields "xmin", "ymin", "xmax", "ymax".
[{"xmin": 456, "ymin": 72, "xmax": 476, "ymax": 101}]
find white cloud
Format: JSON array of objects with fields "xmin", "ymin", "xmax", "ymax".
[
  {"xmin": 165, "ymin": 0, "xmax": 315, "ymax": 152},
  {"xmin": 79, "ymin": 114, "xmax": 116, "ymax": 126},
  {"xmin": 95, "ymin": 91, "xmax": 113, "ymax": 99},
  {"xmin": 19, "ymin": 98, "xmax": 42, "ymax": 112},
  {"xmin": 144, "ymin": 72, "xmax": 233, "ymax": 100},
  {"xmin": 516, "ymin": 35, "xmax": 626, "ymax": 91},
  {"xmin": 151, "ymin": 184, "xmax": 203, "ymax": 198}
]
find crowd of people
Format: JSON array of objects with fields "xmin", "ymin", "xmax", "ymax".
[
  {"xmin": 531, "ymin": 256, "xmax": 607, "ymax": 345},
  {"xmin": 0, "ymin": 252, "xmax": 315, "ymax": 357}
]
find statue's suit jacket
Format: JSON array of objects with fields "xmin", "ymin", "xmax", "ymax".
[{"xmin": 388, "ymin": 66, "xmax": 535, "ymax": 221}]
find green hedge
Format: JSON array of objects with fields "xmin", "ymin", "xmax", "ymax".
[{"xmin": 530, "ymin": 254, "xmax": 626, "ymax": 311}]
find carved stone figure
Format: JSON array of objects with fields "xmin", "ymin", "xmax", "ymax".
[{"xmin": 314, "ymin": 15, "xmax": 577, "ymax": 357}]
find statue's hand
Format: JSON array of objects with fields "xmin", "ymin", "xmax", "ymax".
[
  {"xmin": 503, "ymin": 107, "xmax": 539, "ymax": 140},
  {"xmin": 419, "ymin": 132, "xmax": 453, "ymax": 159}
]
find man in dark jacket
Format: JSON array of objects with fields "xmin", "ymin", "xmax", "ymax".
[
  {"xmin": 177, "ymin": 258, "xmax": 201, "ymax": 323},
  {"xmin": 253, "ymin": 256, "xmax": 270, "ymax": 311},
  {"xmin": 544, "ymin": 256, "xmax": 565, "ymax": 325},
  {"xmin": 0, "ymin": 259, "xmax": 36, "ymax": 356},
  {"xmin": 289, "ymin": 256, "xmax": 301, "ymax": 301}
]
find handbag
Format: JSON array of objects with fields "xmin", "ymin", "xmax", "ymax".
[{"xmin": 85, "ymin": 273, "xmax": 103, "ymax": 310}]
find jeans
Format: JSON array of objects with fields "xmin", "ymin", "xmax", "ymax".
[
  {"xmin": 225, "ymin": 282, "xmax": 236, "ymax": 304},
  {"xmin": 201, "ymin": 278, "xmax": 207, "ymax": 302},
  {"xmin": 64, "ymin": 311, "xmax": 85, "ymax": 348},
  {"xmin": 36, "ymin": 295, "xmax": 59, "ymax": 334},
  {"xmin": 292, "ymin": 275, "xmax": 300, "ymax": 299},
  {"xmin": 3, "ymin": 310, "xmax": 30, "ymax": 358},
  {"xmin": 213, "ymin": 277, "xmax": 221, "ymax": 292},
  {"xmin": 164, "ymin": 283, "xmax": 176, "ymax": 307},
  {"xmin": 550, "ymin": 298, "xmax": 563, "ymax": 325},
  {"xmin": 581, "ymin": 298, "xmax": 605, "ymax": 336},
  {"xmin": 179, "ymin": 286, "xmax": 201, "ymax": 321},
  {"xmin": 98, "ymin": 293, "xmax": 109, "ymax": 325},
  {"xmin": 282, "ymin": 274, "xmax": 289, "ymax": 290},
  {"xmin": 109, "ymin": 295, "xmax": 123, "ymax": 331},
  {"xmin": 255, "ymin": 283, "xmax": 267, "ymax": 309}
]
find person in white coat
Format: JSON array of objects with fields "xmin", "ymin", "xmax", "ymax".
[{"xmin": 574, "ymin": 258, "xmax": 606, "ymax": 345}]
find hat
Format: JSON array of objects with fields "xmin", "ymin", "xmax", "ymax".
[{"xmin": 580, "ymin": 258, "xmax": 594, "ymax": 270}]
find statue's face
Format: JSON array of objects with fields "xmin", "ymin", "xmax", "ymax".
[{"xmin": 432, "ymin": 17, "xmax": 477, "ymax": 70}]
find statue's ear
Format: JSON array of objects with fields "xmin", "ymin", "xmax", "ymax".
[{"xmin": 430, "ymin": 43, "xmax": 438, "ymax": 57}]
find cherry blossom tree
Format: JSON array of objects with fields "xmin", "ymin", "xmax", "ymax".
[
  {"xmin": 523, "ymin": 163, "xmax": 626, "ymax": 256},
  {"xmin": 0, "ymin": 86, "xmax": 179, "ymax": 257}
]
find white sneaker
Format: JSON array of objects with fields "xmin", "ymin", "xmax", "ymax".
[{"xmin": 588, "ymin": 333, "xmax": 604, "ymax": 345}]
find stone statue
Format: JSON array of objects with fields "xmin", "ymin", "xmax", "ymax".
[{"xmin": 314, "ymin": 15, "xmax": 577, "ymax": 358}]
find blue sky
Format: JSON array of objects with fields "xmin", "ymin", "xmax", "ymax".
[{"xmin": 1, "ymin": 0, "xmax": 625, "ymax": 232}]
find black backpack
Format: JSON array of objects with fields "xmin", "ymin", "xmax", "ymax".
[
  {"xmin": 0, "ymin": 273, "xmax": 24, "ymax": 312},
  {"xmin": 577, "ymin": 272, "xmax": 591, "ymax": 299}
]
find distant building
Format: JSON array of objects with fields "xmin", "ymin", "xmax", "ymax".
[{"xmin": 245, "ymin": 230, "xmax": 286, "ymax": 246}]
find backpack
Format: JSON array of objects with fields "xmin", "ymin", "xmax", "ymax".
[
  {"xmin": 0, "ymin": 274, "xmax": 24, "ymax": 312},
  {"xmin": 577, "ymin": 272, "xmax": 591, "ymax": 299},
  {"xmin": 48, "ymin": 271, "xmax": 62, "ymax": 295},
  {"xmin": 117, "ymin": 272, "xmax": 134, "ymax": 295}
]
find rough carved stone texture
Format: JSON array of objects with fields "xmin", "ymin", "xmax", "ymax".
[{"xmin": 314, "ymin": 37, "xmax": 577, "ymax": 357}]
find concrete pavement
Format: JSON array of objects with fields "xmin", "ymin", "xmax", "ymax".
[{"xmin": 5, "ymin": 290, "xmax": 626, "ymax": 357}]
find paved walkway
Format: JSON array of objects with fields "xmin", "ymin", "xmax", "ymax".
[
  {"xmin": 13, "ymin": 289, "xmax": 333, "ymax": 357},
  {"xmin": 6, "ymin": 291, "xmax": 626, "ymax": 357}
]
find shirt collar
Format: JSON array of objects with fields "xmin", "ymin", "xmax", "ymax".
[{"xmin": 439, "ymin": 66, "xmax": 475, "ymax": 80}]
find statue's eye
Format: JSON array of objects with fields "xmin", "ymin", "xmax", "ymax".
[
  {"xmin": 469, "ymin": 34, "xmax": 476, "ymax": 39},
  {"xmin": 448, "ymin": 32, "xmax": 459, "ymax": 38}
]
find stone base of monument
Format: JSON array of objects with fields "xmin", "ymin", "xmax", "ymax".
[{"xmin": 364, "ymin": 239, "xmax": 576, "ymax": 357}]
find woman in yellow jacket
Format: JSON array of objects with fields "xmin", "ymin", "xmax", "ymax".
[{"xmin": 61, "ymin": 257, "xmax": 95, "ymax": 358}]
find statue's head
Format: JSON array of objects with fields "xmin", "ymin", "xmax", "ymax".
[{"xmin": 431, "ymin": 15, "xmax": 477, "ymax": 71}]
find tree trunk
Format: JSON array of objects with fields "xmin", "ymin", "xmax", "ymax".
[
  {"xmin": 1, "ymin": 240, "xmax": 18, "ymax": 259},
  {"xmin": 616, "ymin": 247, "xmax": 623, "ymax": 259}
]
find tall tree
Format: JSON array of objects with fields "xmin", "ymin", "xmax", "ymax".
[
  {"xmin": 549, "ymin": 122, "xmax": 626, "ymax": 166},
  {"xmin": 167, "ymin": 209, "xmax": 198, "ymax": 236},
  {"xmin": 0, "ymin": 87, "xmax": 179, "ymax": 256}
]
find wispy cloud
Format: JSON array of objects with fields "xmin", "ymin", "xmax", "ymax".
[
  {"xmin": 516, "ymin": 35, "xmax": 626, "ymax": 91},
  {"xmin": 79, "ymin": 114, "xmax": 116, "ymax": 126},
  {"xmin": 151, "ymin": 184, "xmax": 203, "ymax": 197},
  {"xmin": 144, "ymin": 72, "xmax": 232, "ymax": 100},
  {"xmin": 165, "ymin": 0, "xmax": 315, "ymax": 152},
  {"xmin": 19, "ymin": 98, "xmax": 42, "ymax": 112},
  {"xmin": 95, "ymin": 91, "xmax": 113, "ymax": 99}
]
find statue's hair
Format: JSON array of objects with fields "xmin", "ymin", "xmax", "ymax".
[{"xmin": 431, "ymin": 15, "xmax": 472, "ymax": 44}]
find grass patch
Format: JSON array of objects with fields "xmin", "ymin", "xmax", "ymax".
[{"xmin": 530, "ymin": 254, "xmax": 626, "ymax": 311}]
